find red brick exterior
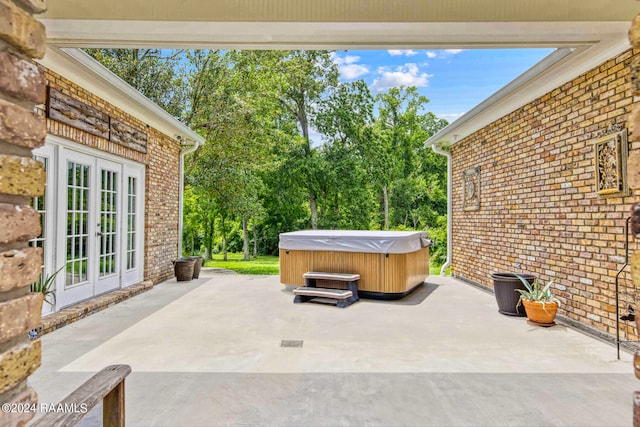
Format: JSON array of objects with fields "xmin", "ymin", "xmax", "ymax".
[
  {"xmin": 41, "ymin": 68, "xmax": 181, "ymax": 284},
  {"xmin": 451, "ymin": 49, "xmax": 640, "ymax": 338}
]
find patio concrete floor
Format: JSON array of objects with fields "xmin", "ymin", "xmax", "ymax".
[{"xmin": 30, "ymin": 270, "xmax": 637, "ymax": 426}]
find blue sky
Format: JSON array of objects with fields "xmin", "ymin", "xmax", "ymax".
[{"xmin": 331, "ymin": 48, "xmax": 555, "ymax": 123}]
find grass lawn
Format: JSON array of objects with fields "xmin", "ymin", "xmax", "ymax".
[
  {"xmin": 204, "ymin": 252, "xmax": 447, "ymax": 276},
  {"xmin": 203, "ymin": 253, "xmax": 280, "ymax": 275}
]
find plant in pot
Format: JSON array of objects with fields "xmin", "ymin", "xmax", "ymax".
[
  {"xmin": 515, "ymin": 275, "xmax": 560, "ymax": 327},
  {"xmin": 28, "ymin": 266, "xmax": 63, "ymax": 339},
  {"xmin": 31, "ymin": 265, "xmax": 63, "ymax": 307}
]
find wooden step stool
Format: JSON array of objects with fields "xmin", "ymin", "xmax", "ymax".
[{"xmin": 293, "ymin": 272, "xmax": 360, "ymax": 308}]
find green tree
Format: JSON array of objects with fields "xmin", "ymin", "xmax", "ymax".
[
  {"xmin": 237, "ymin": 50, "xmax": 340, "ymax": 229},
  {"xmin": 85, "ymin": 49, "xmax": 187, "ymax": 118}
]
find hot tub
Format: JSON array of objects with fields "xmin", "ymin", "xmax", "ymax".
[{"xmin": 279, "ymin": 230, "xmax": 431, "ymax": 299}]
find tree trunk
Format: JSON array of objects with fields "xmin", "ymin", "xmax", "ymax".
[
  {"xmin": 383, "ymin": 185, "xmax": 389, "ymax": 230},
  {"xmin": 242, "ymin": 215, "xmax": 250, "ymax": 261},
  {"xmin": 204, "ymin": 213, "xmax": 214, "ymax": 261},
  {"xmin": 334, "ymin": 193, "xmax": 339, "ymax": 229},
  {"xmin": 253, "ymin": 223, "xmax": 258, "ymax": 258},
  {"xmin": 221, "ymin": 213, "xmax": 227, "ymax": 261},
  {"xmin": 309, "ymin": 191, "xmax": 318, "ymax": 230}
]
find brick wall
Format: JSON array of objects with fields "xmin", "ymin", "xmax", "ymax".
[
  {"xmin": 451, "ymin": 49, "xmax": 640, "ymax": 338},
  {"xmin": 144, "ymin": 129, "xmax": 181, "ymax": 283},
  {"xmin": 42, "ymin": 68, "xmax": 182, "ymax": 285}
]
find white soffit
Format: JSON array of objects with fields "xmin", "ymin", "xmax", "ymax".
[
  {"xmin": 39, "ymin": 0, "xmax": 638, "ymax": 23},
  {"xmin": 42, "ymin": 21, "xmax": 628, "ymax": 50},
  {"xmin": 37, "ymin": 47, "xmax": 205, "ymax": 145}
]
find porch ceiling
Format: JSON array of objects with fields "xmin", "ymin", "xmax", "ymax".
[
  {"xmin": 42, "ymin": 0, "xmax": 635, "ymax": 49},
  {"xmin": 41, "ymin": 0, "xmax": 637, "ymax": 23}
]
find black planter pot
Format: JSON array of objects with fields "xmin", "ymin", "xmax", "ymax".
[
  {"xmin": 186, "ymin": 256, "xmax": 203, "ymax": 279},
  {"xmin": 490, "ymin": 272, "xmax": 534, "ymax": 317},
  {"xmin": 173, "ymin": 258, "xmax": 196, "ymax": 282}
]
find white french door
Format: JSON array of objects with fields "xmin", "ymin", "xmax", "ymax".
[
  {"xmin": 95, "ymin": 158, "xmax": 122, "ymax": 295},
  {"xmin": 38, "ymin": 139, "xmax": 145, "ymax": 310},
  {"xmin": 57, "ymin": 149, "xmax": 95, "ymax": 307},
  {"xmin": 122, "ymin": 165, "xmax": 144, "ymax": 287}
]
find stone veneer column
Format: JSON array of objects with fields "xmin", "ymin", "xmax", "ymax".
[{"xmin": 0, "ymin": 0, "xmax": 47, "ymax": 426}]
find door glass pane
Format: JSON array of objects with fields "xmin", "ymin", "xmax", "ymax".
[
  {"xmin": 127, "ymin": 176, "xmax": 137, "ymax": 270},
  {"xmin": 29, "ymin": 156, "xmax": 47, "ymax": 279},
  {"xmin": 99, "ymin": 169, "xmax": 117, "ymax": 277},
  {"xmin": 66, "ymin": 161, "xmax": 90, "ymax": 286}
]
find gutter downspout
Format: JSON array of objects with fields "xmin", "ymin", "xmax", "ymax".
[
  {"xmin": 430, "ymin": 142, "xmax": 452, "ymax": 276},
  {"xmin": 178, "ymin": 137, "xmax": 201, "ymax": 257}
]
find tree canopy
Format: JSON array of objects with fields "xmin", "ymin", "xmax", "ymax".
[{"xmin": 86, "ymin": 49, "xmax": 449, "ymax": 264}]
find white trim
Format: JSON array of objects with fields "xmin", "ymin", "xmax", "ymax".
[
  {"xmin": 42, "ymin": 20, "xmax": 629, "ymax": 50},
  {"xmin": 426, "ymin": 37, "xmax": 631, "ymax": 147},
  {"xmin": 47, "ymin": 135, "xmax": 146, "ymax": 169},
  {"xmin": 38, "ymin": 47, "xmax": 205, "ymax": 147}
]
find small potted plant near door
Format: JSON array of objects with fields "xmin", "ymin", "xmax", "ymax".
[
  {"xmin": 29, "ymin": 266, "xmax": 63, "ymax": 339},
  {"xmin": 515, "ymin": 275, "xmax": 560, "ymax": 327}
]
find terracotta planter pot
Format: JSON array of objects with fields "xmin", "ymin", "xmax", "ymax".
[{"xmin": 522, "ymin": 299, "xmax": 558, "ymax": 325}]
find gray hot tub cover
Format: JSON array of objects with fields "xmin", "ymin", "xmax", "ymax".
[{"xmin": 278, "ymin": 230, "xmax": 431, "ymax": 254}]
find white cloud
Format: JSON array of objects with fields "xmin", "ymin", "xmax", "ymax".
[
  {"xmin": 340, "ymin": 64, "xmax": 370, "ymax": 79},
  {"xmin": 331, "ymin": 53, "xmax": 370, "ymax": 80},
  {"xmin": 437, "ymin": 112, "xmax": 466, "ymax": 122},
  {"xmin": 371, "ymin": 63, "xmax": 432, "ymax": 92},
  {"xmin": 388, "ymin": 49, "xmax": 419, "ymax": 57},
  {"xmin": 332, "ymin": 54, "xmax": 359, "ymax": 65},
  {"xmin": 426, "ymin": 49, "xmax": 464, "ymax": 59}
]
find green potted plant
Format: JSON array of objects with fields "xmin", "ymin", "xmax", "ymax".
[
  {"xmin": 515, "ymin": 275, "xmax": 560, "ymax": 326},
  {"xmin": 31, "ymin": 266, "xmax": 63, "ymax": 307},
  {"xmin": 28, "ymin": 266, "xmax": 63, "ymax": 340}
]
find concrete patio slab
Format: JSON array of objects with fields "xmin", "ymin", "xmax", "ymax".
[{"xmin": 30, "ymin": 270, "xmax": 637, "ymax": 426}]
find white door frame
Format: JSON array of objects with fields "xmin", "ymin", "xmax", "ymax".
[{"xmin": 43, "ymin": 135, "xmax": 146, "ymax": 309}]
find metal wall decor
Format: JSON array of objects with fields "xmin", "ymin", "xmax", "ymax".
[
  {"xmin": 463, "ymin": 166, "xmax": 480, "ymax": 211},
  {"xmin": 594, "ymin": 126, "xmax": 629, "ymax": 197}
]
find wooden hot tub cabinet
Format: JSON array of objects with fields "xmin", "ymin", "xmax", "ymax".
[{"xmin": 279, "ymin": 230, "xmax": 430, "ymax": 299}]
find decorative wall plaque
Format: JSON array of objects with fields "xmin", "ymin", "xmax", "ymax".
[
  {"xmin": 109, "ymin": 119, "xmax": 148, "ymax": 153},
  {"xmin": 47, "ymin": 88, "xmax": 110, "ymax": 139},
  {"xmin": 593, "ymin": 126, "xmax": 629, "ymax": 197},
  {"xmin": 463, "ymin": 166, "xmax": 480, "ymax": 211}
]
